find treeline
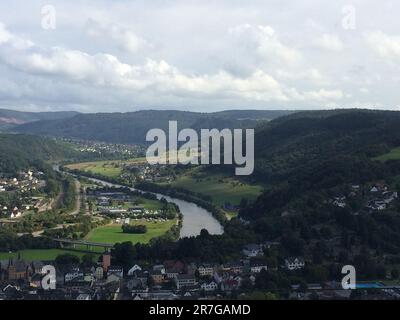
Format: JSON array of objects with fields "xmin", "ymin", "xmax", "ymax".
[
  {"xmin": 0, "ymin": 134, "xmax": 80, "ymax": 175},
  {"xmin": 0, "ymin": 229, "xmax": 57, "ymax": 252},
  {"xmin": 121, "ymin": 224, "xmax": 147, "ymax": 234}
]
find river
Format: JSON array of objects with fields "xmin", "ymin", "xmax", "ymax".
[{"xmin": 56, "ymin": 167, "xmax": 224, "ymax": 238}]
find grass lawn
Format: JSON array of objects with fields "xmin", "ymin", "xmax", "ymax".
[
  {"xmin": 0, "ymin": 249, "xmax": 95, "ymax": 262},
  {"xmin": 373, "ymin": 147, "xmax": 400, "ymax": 162},
  {"xmin": 163, "ymin": 168, "xmax": 263, "ymax": 206},
  {"xmin": 85, "ymin": 219, "xmax": 176, "ymax": 244}
]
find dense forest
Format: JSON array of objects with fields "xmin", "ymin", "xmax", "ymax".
[
  {"xmin": 11, "ymin": 110, "xmax": 293, "ymax": 144},
  {"xmin": 0, "ymin": 134, "xmax": 80, "ymax": 175}
]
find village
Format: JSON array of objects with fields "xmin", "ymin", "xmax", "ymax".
[
  {"xmin": 0, "ymin": 170, "xmax": 49, "ymax": 220},
  {"xmin": 2, "ymin": 238, "xmax": 400, "ymax": 300},
  {"xmin": 330, "ymin": 182, "xmax": 399, "ymax": 213}
]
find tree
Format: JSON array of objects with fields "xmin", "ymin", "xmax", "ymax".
[
  {"xmin": 81, "ymin": 254, "xmax": 95, "ymax": 267},
  {"xmin": 55, "ymin": 254, "xmax": 80, "ymax": 266},
  {"xmin": 111, "ymin": 241, "xmax": 136, "ymax": 271}
]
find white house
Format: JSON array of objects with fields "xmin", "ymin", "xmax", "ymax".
[
  {"xmin": 250, "ymin": 263, "xmax": 268, "ymax": 273},
  {"xmin": 175, "ymin": 274, "xmax": 197, "ymax": 290},
  {"xmin": 127, "ymin": 264, "xmax": 142, "ymax": 276},
  {"xmin": 284, "ymin": 257, "xmax": 305, "ymax": 271},
  {"xmin": 197, "ymin": 264, "xmax": 215, "ymax": 277},
  {"xmin": 200, "ymin": 281, "xmax": 218, "ymax": 292},
  {"xmin": 242, "ymin": 244, "xmax": 263, "ymax": 257}
]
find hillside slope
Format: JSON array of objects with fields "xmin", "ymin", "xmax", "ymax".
[
  {"xmin": 0, "ymin": 109, "xmax": 79, "ymax": 130},
  {"xmin": 0, "ymin": 134, "xmax": 79, "ymax": 175},
  {"xmin": 11, "ymin": 110, "xmax": 294, "ymax": 144}
]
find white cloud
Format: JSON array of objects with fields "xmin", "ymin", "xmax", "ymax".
[
  {"xmin": 0, "ymin": 0, "xmax": 399, "ymax": 112},
  {"xmin": 0, "ymin": 22, "xmax": 346, "ymax": 108},
  {"xmin": 86, "ymin": 19, "xmax": 150, "ymax": 54},
  {"xmin": 365, "ymin": 31, "xmax": 400, "ymax": 61},
  {"xmin": 314, "ymin": 34, "xmax": 344, "ymax": 52},
  {"xmin": 229, "ymin": 24, "xmax": 302, "ymax": 65}
]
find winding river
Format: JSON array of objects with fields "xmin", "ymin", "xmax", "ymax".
[{"xmin": 56, "ymin": 166, "xmax": 224, "ymax": 238}]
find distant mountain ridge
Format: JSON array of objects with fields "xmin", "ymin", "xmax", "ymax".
[
  {"xmin": 11, "ymin": 109, "xmax": 295, "ymax": 144},
  {"xmin": 0, "ymin": 108, "xmax": 79, "ymax": 130}
]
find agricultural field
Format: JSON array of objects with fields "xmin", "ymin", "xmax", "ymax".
[
  {"xmin": 161, "ymin": 167, "xmax": 263, "ymax": 207},
  {"xmin": 85, "ymin": 219, "xmax": 176, "ymax": 244},
  {"xmin": 66, "ymin": 157, "xmax": 147, "ymax": 178},
  {"xmin": 66, "ymin": 160, "xmax": 122, "ymax": 178},
  {"xmin": 0, "ymin": 249, "xmax": 95, "ymax": 261},
  {"xmin": 373, "ymin": 147, "xmax": 400, "ymax": 162}
]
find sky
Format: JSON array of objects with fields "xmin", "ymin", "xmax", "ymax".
[{"xmin": 0, "ymin": 0, "xmax": 399, "ymax": 113}]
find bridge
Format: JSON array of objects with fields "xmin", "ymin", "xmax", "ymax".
[{"xmin": 52, "ymin": 238, "xmax": 113, "ymax": 251}]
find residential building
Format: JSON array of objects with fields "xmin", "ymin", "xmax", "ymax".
[
  {"xmin": 175, "ymin": 274, "xmax": 197, "ymax": 290},
  {"xmin": 285, "ymin": 257, "xmax": 305, "ymax": 270}
]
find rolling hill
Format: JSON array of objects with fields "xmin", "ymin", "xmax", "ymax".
[
  {"xmin": 11, "ymin": 109, "xmax": 294, "ymax": 144},
  {"xmin": 0, "ymin": 108, "xmax": 79, "ymax": 130}
]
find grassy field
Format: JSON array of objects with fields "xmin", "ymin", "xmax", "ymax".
[
  {"xmin": 162, "ymin": 168, "xmax": 263, "ymax": 206},
  {"xmin": 67, "ymin": 160, "xmax": 122, "ymax": 178},
  {"xmin": 85, "ymin": 219, "xmax": 176, "ymax": 244},
  {"xmin": 67, "ymin": 157, "xmax": 147, "ymax": 178},
  {"xmin": 0, "ymin": 249, "xmax": 95, "ymax": 261},
  {"xmin": 373, "ymin": 147, "xmax": 400, "ymax": 162}
]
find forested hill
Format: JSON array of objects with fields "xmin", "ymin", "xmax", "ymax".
[
  {"xmin": 0, "ymin": 134, "xmax": 79, "ymax": 175},
  {"xmin": 0, "ymin": 108, "xmax": 79, "ymax": 130},
  {"xmin": 244, "ymin": 109, "xmax": 400, "ymax": 218},
  {"xmin": 10, "ymin": 110, "xmax": 294, "ymax": 144}
]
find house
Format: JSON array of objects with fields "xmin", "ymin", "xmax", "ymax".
[
  {"xmin": 200, "ymin": 280, "xmax": 218, "ymax": 292},
  {"xmin": 94, "ymin": 266, "xmax": 104, "ymax": 280},
  {"xmin": 370, "ymin": 186, "xmax": 380, "ymax": 193},
  {"xmin": 221, "ymin": 262, "xmax": 244, "ymax": 274},
  {"xmin": 152, "ymin": 264, "xmax": 166, "ymax": 275},
  {"xmin": 250, "ymin": 262, "xmax": 268, "ymax": 273},
  {"xmin": 31, "ymin": 261, "xmax": 44, "ymax": 274},
  {"xmin": 242, "ymin": 244, "xmax": 264, "ymax": 257},
  {"xmin": 197, "ymin": 264, "xmax": 215, "ymax": 277},
  {"xmin": 332, "ymin": 196, "xmax": 346, "ymax": 208},
  {"xmin": 175, "ymin": 274, "xmax": 197, "ymax": 290},
  {"xmin": 29, "ymin": 273, "xmax": 43, "ymax": 288},
  {"xmin": 76, "ymin": 294, "xmax": 91, "ymax": 300},
  {"xmin": 65, "ymin": 269, "xmax": 84, "ymax": 283},
  {"xmin": 127, "ymin": 278, "xmax": 148, "ymax": 291},
  {"xmin": 165, "ymin": 268, "xmax": 180, "ymax": 279},
  {"xmin": 284, "ymin": 257, "xmax": 305, "ymax": 270},
  {"xmin": 133, "ymin": 270, "xmax": 149, "ymax": 283},
  {"xmin": 107, "ymin": 266, "xmax": 123, "ymax": 278},
  {"xmin": 150, "ymin": 270, "xmax": 165, "ymax": 284},
  {"xmin": 127, "ymin": 264, "xmax": 142, "ymax": 276}
]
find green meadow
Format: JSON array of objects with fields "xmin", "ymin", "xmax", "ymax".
[
  {"xmin": 373, "ymin": 147, "xmax": 400, "ymax": 162},
  {"xmin": 0, "ymin": 249, "xmax": 95, "ymax": 262},
  {"xmin": 162, "ymin": 168, "xmax": 263, "ymax": 206},
  {"xmin": 85, "ymin": 219, "xmax": 176, "ymax": 245}
]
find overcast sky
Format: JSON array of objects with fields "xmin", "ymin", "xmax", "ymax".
[{"xmin": 0, "ymin": 0, "xmax": 399, "ymax": 113}]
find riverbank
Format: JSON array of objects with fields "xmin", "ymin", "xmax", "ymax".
[{"xmin": 62, "ymin": 166, "xmax": 224, "ymax": 237}]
